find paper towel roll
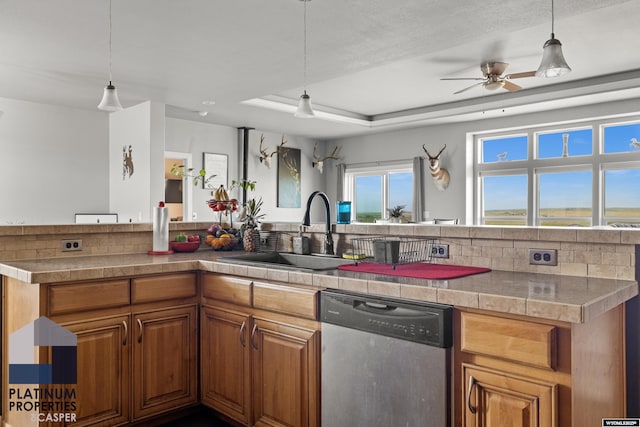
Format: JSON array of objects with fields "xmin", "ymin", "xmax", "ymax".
[{"xmin": 152, "ymin": 205, "xmax": 170, "ymax": 252}]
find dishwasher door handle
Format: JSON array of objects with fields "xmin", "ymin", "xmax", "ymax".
[{"xmin": 467, "ymin": 375, "xmax": 477, "ymax": 414}]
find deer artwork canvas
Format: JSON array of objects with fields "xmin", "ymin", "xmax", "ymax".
[
  {"xmin": 277, "ymin": 144, "xmax": 301, "ymax": 208},
  {"xmin": 422, "ymin": 144, "xmax": 450, "ymax": 191}
]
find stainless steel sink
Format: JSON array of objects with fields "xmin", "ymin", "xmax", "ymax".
[{"xmin": 219, "ymin": 252, "xmax": 352, "ymax": 271}]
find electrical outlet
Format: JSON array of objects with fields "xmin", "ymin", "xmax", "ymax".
[
  {"xmin": 528, "ymin": 249, "xmax": 557, "ymax": 266},
  {"xmin": 432, "ymin": 244, "xmax": 449, "ymax": 259},
  {"xmin": 60, "ymin": 239, "xmax": 83, "ymax": 252}
]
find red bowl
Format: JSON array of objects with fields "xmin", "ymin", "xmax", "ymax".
[{"xmin": 170, "ymin": 241, "xmax": 200, "ymax": 252}]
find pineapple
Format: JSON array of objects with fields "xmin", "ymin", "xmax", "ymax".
[
  {"xmin": 240, "ymin": 197, "xmax": 264, "ymax": 252},
  {"xmin": 242, "ymin": 227, "xmax": 260, "ymax": 252}
]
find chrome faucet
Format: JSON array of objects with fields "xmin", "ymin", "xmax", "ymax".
[{"xmin": 302, "ymin": 191, "xmax": 334, "ymax": 256}]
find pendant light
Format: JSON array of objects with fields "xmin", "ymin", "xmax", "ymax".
[
  {"xmin": 294, "ymin": 0, "xmax": 315, "ymax": 118},
  {"xmin": 536, "ymin": 0, "xmax": 571, "ymax": 78},
  {"xmin": 98, "ymin": 0, "xmax": 123, "ymax": 111}
]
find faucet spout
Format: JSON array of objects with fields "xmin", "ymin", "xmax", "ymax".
[{"xmin": 302, "ymin": 191, "xmax": 334, "ymax": 256}]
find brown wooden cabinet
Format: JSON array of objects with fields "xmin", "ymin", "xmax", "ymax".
[
  {"xmin": 200, "ymin": 274, "xmax": 320, "ymax": 427},
  {"xmin": 462, "ymin": 363, "xmax": 557, "ymax": 427},
  {"xmin": 6, "ymin": 273, "xmax": 200, "ymax": 427},
  {"xmin": 251, "ymin": 316, "xmax": 319, "ymax": 427},
  {"xmin": 132, "ymin": 305, "xmax": 198, "ymax": 421},
  {"xmin": 61, "ymin": 315, "xmax": 131, "ymax": 427},
  {"xmin": 201, "ymin": 305, "xmax": 252, "ymax": 425},
  {"xmin": 455, "ymin": 307, "xmax": 625, "ymax": 427}
]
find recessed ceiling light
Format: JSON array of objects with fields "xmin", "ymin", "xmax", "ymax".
[
  {"xmin": 198, "ymin": 111, "xmax": 209, "ymax": 117},
  {"xmin": 201, "ymin": 100, "xmax": 216, "ymax": 105}
]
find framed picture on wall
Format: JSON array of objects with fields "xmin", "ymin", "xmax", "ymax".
[
  {"xmin": 203, "ymin": 153, "xmax": 228, "ymax": 190},
  {"xmin": 277, "ymin": 147, "xmax": 301, "ymax": 208}
]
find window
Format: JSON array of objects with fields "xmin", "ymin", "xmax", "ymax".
[
  {"xmin": 481, "ymin": 173, "xmax": 528, "ymax": 225},
  {"xmin": 603, "ymin": 165, "xmax": 640, "ymax": 224},
  {"xmin": 345, "ymin": 163, "xmax": 414, "ymax": 223},
  {"xmin": 474, "ymin": 119, "xmax": 640, "ymax": 226},
  {"xmin": 538, "ymin": 169, "xmax": 592, "ymax": 226}
]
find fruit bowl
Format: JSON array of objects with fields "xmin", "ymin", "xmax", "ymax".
[
  {"xmin": 208, "ymin": 236, "xmax": 239, "ymax": 251},
  {"xmin": 170, "ymin": 241, "xmax": 200, "ymax": 252}
]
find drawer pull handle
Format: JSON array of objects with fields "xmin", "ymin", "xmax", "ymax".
[
  {"xmin": 239, "ymin": 321, "xmax": 246, "ymax": 347},
  {"xmin": 467, "ymin": 375, "xmax": 477, "ymax": 414},
  {"xmin": 122, "ymin": 320, "xmax": 128, "ymax": 346},
  {"xmin": 251, "ymin": 324, "xmax": 259, "ymax": 350},
  {"xmin": 137, "ymin": 318, "xmax": 143, "ymax": 343}
]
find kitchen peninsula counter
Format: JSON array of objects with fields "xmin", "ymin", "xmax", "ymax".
[{"xmin": 0, "ymin": 251, "xmax": 636, "ymax": 323}]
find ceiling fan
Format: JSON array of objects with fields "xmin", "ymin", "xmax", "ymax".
[{"xmin": 441, "ymin": 62, "xmax": 536, "ymax": 94}]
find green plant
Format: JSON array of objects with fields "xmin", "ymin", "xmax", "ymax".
[
  {"xmin": 387, "ymin": 205, "xmax": 406, "ymax": 218},
  {"xmin": 170, "ymin": 163, "xmax": 217, "ymax": 188},
  {"xmin": 241, "ymin": 197, "xmax": 265, "ymax": 229}
]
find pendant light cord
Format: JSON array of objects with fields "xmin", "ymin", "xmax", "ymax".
[
  {"xmin": 550, "ymin": 0, "xmax": 555, "ymax": 37},
  {"xmin": 303, "ymin": 0, "xmax": 307, "ymax": 92},
  {"xmin": 108, "ymin": 0, "xmax": 113, "ymax": 84}
]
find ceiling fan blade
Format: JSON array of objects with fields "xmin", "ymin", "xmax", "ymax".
[
  {"xmin": 505, "ymin": 71, "xmax": 536, "ymax": 79},
  {"xmin": 454, "ymin": 82, "xmax": 485, "ymax": 94},
  {"xmin": 503, "ymin": 80, "xmax": 522, "ymax": 92},
  {"xmin": 441, "ymin": 77, "xmax": 485, "ymax": 81},
  {"xmin": 482, "ymin": 61, "xmax": 509, "ymax": 77}
]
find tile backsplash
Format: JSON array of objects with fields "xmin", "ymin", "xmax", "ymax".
[{"xmin": 0, "ymin": 222, "xmax": 638, "ymax": 281}]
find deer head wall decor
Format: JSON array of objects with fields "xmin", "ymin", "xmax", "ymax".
[
  {"xmin": 258, "ymin": 134, "xmax": 287, "ymax": 168},
  {"xmin": 422, "ymin": 144, "xmax": 450, "ymax": 191},
  {"xmin": 312, "ymin": 143, "xmax": 341, "ymax": 174}
]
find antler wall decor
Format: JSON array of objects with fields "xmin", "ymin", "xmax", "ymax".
[
  {"xmin": 422, "ymin": 144, "xmax": 450, "ymax": 191},
  {"xmin": 258, "ymin": 134, "xmax": 287, "ymax": 168},
  {"xmin": 312, "ymin": 143, "xmax": 341, "ymax": 174}
]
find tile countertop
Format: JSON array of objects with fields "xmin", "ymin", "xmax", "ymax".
[{"xmin": 0, "ymin": 250, "xmax": 636, "ymax": 324}]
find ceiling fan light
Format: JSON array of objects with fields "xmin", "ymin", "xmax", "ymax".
[
  {"xmin": 97, "ymin": 82, "xmax": 123, "ymax": 112},
  {"xmin": 536, "ymin": 35, "xmax": 571, "ymax": 78},
  {"xmin": 294, "ymin": 91, "xmax": 315, "ymax": 118}
]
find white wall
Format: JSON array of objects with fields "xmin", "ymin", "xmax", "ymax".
[
  {"xmin": 325, "ymin": 98, "xmax": 640, "ymax": 224},
  {"xmin": 0, "ymin": 97, "xmax": 108, "ymax": 224},
  {"xmin": 109, "ymin": 101, "xmax": 166, "ymax": 223}
]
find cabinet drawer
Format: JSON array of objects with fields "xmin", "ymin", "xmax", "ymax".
[
  {"xmin": 48, "ymin": 279, "xmax": 130, "ymax": 315},
  {"xmin": 460, "ymin": 311, "xmax": 557, "ymax": 370},
  {"xmin": 202, "ymin": 274, "xmax": 252, "ymax": 306},
  {"xmin": 253, "ymin": 281, "xmax": 318, "ymax": 320},
  {"xmin": 132, "ymin": 273, "xmax": 197, "ymax": 304}
]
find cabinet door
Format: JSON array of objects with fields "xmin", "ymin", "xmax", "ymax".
[
  {"xmin": 251, "ymin": 317, "xmax": 319, "ymax": 427},
  {"xmin": 463, "ymin": 364, "xmax": 557, "ymax": 427},
  {"xmin": 60, "ymin": 315, "xmax": 130, "ymax": 427},
  {"xmin": 201, "ymin": 306, "xmax": 251, "ymax": 425},
  {"xmin": 132, "ymin": 305, "xmax": 197, "ymax": 420}
]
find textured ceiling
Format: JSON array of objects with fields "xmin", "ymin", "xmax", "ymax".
[{"xmin": 1, "ymin": 0, "xmax": 639, "ymax": 138}]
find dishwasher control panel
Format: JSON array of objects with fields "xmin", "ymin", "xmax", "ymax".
[{"xmin": 321, "ymin": 289, "xmax": 452, "ymax": 348}]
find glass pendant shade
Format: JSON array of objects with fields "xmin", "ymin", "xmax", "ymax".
[
  {"xmin": 97, "ymin": 82, "xmax": 123, "ymax": 112},
  {"xmin": 294, "ymin": 91, "xmax": 315, "ymax": 118},
  {"xmin": 536, "ymin": 35, "xmax": 571, "ymax": 78}
]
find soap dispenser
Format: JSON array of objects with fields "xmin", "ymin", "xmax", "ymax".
[{"xmin": 293, "ymin": 226, "xmax": 310, "ymax": 255}]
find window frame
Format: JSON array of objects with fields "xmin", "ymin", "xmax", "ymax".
[
  {"xmin": 344, "ymin": 161, "xmax": 414, "ymax": 223},
  {"xmin": 474, "ymin": 117, "xmax": 640, "ymax": 226}
]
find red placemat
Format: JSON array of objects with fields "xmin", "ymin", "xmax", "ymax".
[{"xmin": 337, "ymin": 262, "xmax": 491, "ymax": 280}]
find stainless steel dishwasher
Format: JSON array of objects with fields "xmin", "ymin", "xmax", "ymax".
[{"xmin": 321, "ymin": 289, "xmax": 453, "ymax": 427}]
